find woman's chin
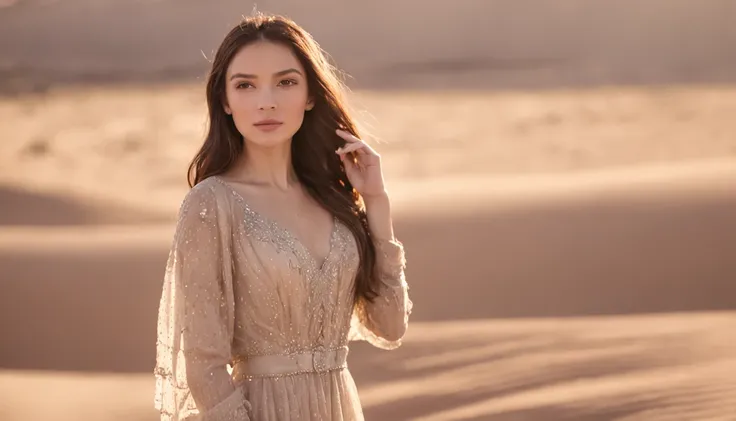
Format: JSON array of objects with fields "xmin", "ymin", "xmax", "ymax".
[{"xmin": 243, "ymin": 132, "xmax": 293, "ymax": 149}]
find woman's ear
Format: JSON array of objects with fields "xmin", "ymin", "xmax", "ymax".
[
  {"xmin": 224, "ymin": 104, "xmax": 232, "ymax": 115},
  {"xmin": 305, "ymin": 97, "xmax": 315, "ymax": 111}
]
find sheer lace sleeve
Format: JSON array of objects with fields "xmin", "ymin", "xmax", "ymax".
[
  {"xmin": 350, "ymin": 237, "xmax": 413, "ymax": 349},
  {"xmin": 154, "ymin": 182, "xmax": 251, "ymax": 421}
]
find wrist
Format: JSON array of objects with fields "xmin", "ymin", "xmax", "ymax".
[
  {"xmin": 362, "ymin": 191, "xmax": 389, "ymax": 207},
  {"xmin": 362, "ymin": 193, "xmax": 394, "ymax": 241}
]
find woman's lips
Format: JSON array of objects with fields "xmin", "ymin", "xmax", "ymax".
[{"xmin": 253, "ymin": 120, "xmax": 283, "ymax": 132}]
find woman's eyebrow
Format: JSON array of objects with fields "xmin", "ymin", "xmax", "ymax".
[{"xmin": 229, "ymin": 68, "xmax": 303, "ymax": 81}]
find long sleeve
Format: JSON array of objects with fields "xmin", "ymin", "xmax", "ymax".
[
  {"xmin": 154, "ymin": 183, "xmax": 251, "ymax": 421},
  {"xmin": 350, "ymin": 237, "xmax": 413, "ymax": 349}
]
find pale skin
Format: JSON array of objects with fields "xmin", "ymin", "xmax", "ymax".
[{"xmin": 219, "ymin": 40, "xmax": 395, "ymax": 264}]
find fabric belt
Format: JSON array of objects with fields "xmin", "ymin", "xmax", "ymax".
[{"xmin": 232, "ymin": 346, "xmax": 349, "ymax": 379}]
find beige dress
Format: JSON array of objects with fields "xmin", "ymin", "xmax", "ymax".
[{"xmin": 153, "ymin": 175, "xmax": 412, "ymax": 421}]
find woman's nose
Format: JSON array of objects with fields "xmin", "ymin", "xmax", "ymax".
[{"xmin": 257, "ymin": 89, "xmax": 277, "ymax": 110}]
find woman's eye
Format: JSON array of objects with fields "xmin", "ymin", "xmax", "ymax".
[
  {"xmin": 279, "ymin": 79, "xmax": 297, "ymax": 86},
  {"xmin": 236, "ymin": 82, "xmax": 253, "ymax": 89}
]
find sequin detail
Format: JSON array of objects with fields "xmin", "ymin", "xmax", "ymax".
[{"xmin": 154, "ymin": 176, "xmax": 412, "ymax": 421}]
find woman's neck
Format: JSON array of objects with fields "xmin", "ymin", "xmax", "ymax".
[{"xmin": 230, "ymin": 140, "xmax": 298, "ymax": 191}]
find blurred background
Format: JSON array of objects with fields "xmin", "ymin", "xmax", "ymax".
[{"xmin": 1, "ymin": 1, "xmax": 736, "ymax": 420}]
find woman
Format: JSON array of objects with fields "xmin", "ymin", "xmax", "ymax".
[{"xmin": 153, "ymin": 13, "xmax": 412, "ymax": 421}]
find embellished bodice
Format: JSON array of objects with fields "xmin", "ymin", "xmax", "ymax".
[{"xmin": 215, "ymin": 174, "xmax": 362, "ymax": 360}]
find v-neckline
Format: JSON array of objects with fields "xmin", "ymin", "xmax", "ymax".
[{"xmin": 212, "ymin": 175, "xmax": 337, "ymax": 271}]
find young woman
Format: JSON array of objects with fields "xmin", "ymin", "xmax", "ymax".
[{"xmin": 153, "ymin": 13, "xmax": 412, "ymax": 421}]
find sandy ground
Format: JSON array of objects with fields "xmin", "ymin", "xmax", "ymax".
[
  {"xmin": 2, "ymin": 1, "xmax": 736, "ymax": 420},
  {"xmin": 1, "ymin": 125, "xmax": 735, "ymax": 420},
  {"xmin": 2, "ymin": 315, "xmax": 736, "ymax": 421}
]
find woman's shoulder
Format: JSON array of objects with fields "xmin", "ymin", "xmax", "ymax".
[
  {"xmin": 184, "ymin": 175, "xmax": 230, "ymax": 201},
  {"xmin": 171, "ymin": 177, "xmax": 233, "ymax": 248},
  {"xmin": 177, "ymin": 176, "xmax": 232, "ymax": 220}
]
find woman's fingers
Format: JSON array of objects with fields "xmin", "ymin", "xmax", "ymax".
[
  {"xmin": 336, "ymin": 128, "xmax": 360, "ymax": 143},
  {"xmin": 335, "ymin": 129, "xmax": 378, "ymax": 156},
  {"xmin": 336, "ymin": 142, "xmax": 365, "ymax": 154}
]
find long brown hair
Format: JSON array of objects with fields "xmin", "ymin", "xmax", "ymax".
[{"xmin": 187, "ymin": 13, "xmax": 379, "ymax": 304}]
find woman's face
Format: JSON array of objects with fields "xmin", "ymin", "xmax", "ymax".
[{"xmin": 224, "ymin": 40, "xmax": 314, "ymax": 148}]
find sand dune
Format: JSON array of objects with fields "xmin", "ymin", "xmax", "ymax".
[
  {"xmin": 2, "ymin": 89, "xmax": 736, "ymax": 418},
  {"xmin": 2, "ymin": 86, "xmax": 736, "ymax": 217},
  {"xmin": 1, "ymin": 0, "xmax": 736, "ymax": 92},
  {"xmin": 0, "ymin": 184, "xmax": 166, "ymax": 226},
  {"xmin": 1, "ymin": 165, "xmax": 735, "ymax": 420},
  {"xmin": 2, "ymin": 313, "xmax": 736, "ymax": 421}
]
